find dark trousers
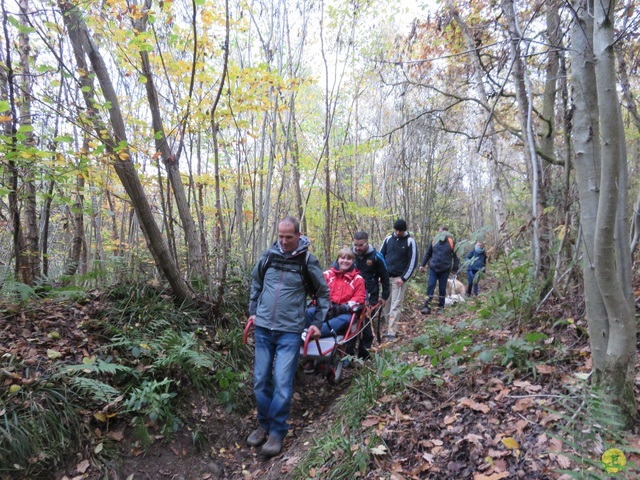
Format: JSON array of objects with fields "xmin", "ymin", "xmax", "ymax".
[
  {"xmin": 467, "ymin": 269, "xmax": 480, "ymax": 295},
  {"xmin": 427, "ymin": 269, "xmax": 450, "ymax": 308},
  {"xmin": 346, "ymin": 306, "xmax": 375, "ymax": 360}
]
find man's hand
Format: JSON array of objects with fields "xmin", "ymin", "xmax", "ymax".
[
  {"xmin": 379, "ymin": 298, "xmax": 387, "ymax": 307},
  {"xmin": 396, "ymin": 278, "xmax": 404, "ymax": 287},
  {"xmin": 248, "ymin": 314, "xmax": 256, "ymax": 322},
  {"xmin": 419, "ymin": 266, "xmax": 426, "ymax": 273},
  {"xmin": 307, "ymin": 325, "xmax": 321, "ymax": 340}
]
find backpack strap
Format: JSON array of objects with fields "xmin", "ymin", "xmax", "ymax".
[
  {"xmin": 432, "ymin": 236, "xmax": 455, "ymax": 252},
  {"xmin": 261, "ymin": 251, "xmax": 316, "ymax": 298}
]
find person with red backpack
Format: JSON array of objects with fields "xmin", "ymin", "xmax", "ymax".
[{"xmin": 419, "ymin": 226, "xmax": 459, "ymax": 314}]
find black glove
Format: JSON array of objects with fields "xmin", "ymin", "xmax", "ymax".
[
  {"xmin": 336, "ymin": 304, "xmax": 351, "ymax": 315},
  {"xmin": 328, "ymin": 303, "xmax": 349, "ymax": 318}
]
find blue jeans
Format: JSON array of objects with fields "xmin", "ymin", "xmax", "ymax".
[
  {"xmin": 427, "ymin": 269, "xmax": 450, "ymax": 308},
  {"xmin": 306, "ymin": 307, "xmax": 350, "ymax": 337},
  {"xmin": 253, "ymin": 326, "xmax": 301, "ymax": 438},
  {"xmin": 467, "ymin": 269, "xmax": 480, "ymax": 295}
]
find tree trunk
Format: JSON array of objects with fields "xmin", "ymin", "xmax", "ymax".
[
  {"xmin": 60, "ymin": 0, "xmax": 193, "ymax": 303},
  {"xmin": 446, "ymin": 1, "xmax": 509, "ymax": 250},
  {"xmin": 135, "ymin": 0, "xmax": 206, "ymax": 286},
  {"xmin": 17, "ymin": 0, "xmax": 41, "ymax": 285},
  {"xmin": 571, "ymin": 0, "xmax": 636, "ymax": 427},
  {"xmin": 501, "ymin": 0, "xmax": 543, "ymax": 276}
]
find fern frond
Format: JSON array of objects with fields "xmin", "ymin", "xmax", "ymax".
[{"xmin": 67, "ymin": 377, "xmax": 122, "ymax": 404}]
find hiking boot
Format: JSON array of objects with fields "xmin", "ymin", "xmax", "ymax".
[
  {"xmin": 260, "ymin": 435, "xmax": 283, "ymax": 457},
  {"xmin": 246, "ymin": 426, "xmax": 267, "ymax": 447},
  {"xmin": 437, "ymin": 307, "xmax": 444, "ymax": 314},
  {"xmin": 420, "ymin": 306, "xmax": 431, "ymax": 315},
  {"xmin": 384, "ymin": 333, "xmax": 396, "ymax": 342}
]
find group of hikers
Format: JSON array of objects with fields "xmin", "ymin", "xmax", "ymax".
[{"xmin": 245, "ymin": 216, "xmax": 487, "ymax": 457}]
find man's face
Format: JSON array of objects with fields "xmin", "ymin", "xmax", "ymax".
[
  {"xmin": 278, "ymin": 221, "xmax": 300, "ymax": 253},
  {"xmin": 353, "ymin": 239, "xmax": 368, "ymax": 255},
  {"xmin": 395, "ymin": 229, "xmax": 406, "ymax": 237}
]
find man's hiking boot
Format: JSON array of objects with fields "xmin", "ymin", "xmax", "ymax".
[
  {"xmin": 261, "ymin": 435, "xmax": 283, "ymax": 457},
  {"xmin": 303, "ymin": 361, "xmax": 315, "ymax": 374},
  {"xmin": 437, "ymin": 307, "xmax": 444, "ymax": 314},
  {"xmin": 420, "ymin": 306, "xmax": 431, "ymax": 315},
  {"xmin": 246, "ymin": 426, "xmax": 267, "ymax": 447}
]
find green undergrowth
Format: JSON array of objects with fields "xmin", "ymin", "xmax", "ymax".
[
  {"xmin": 0, "ymin": 283, "xmax": 253, "ymax": 478},
  {"xmin": 294, "ymin": 277, "xmax": 578, "ymax": 479},
  {"xmin": 294, "ymin": 350, "xmax": 438, "ymax": 479},
  {"xmin": 549, "ymin": 384, "xmax": 640, "ymax": 479}
]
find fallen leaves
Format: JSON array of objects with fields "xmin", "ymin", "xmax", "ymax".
[{"xmin": 459, "ymin": 397, "xmax": 491, "ymax": 414}]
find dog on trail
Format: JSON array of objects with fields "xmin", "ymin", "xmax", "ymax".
[
  {"xmin": 446, "ymin": 278, "xmax": 466, "ymax": 297},
  {"xmin": 444, "ymin": 278, "xmax": 466, "ymax": 307}
]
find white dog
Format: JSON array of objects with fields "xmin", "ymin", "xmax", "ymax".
[
  {"xmin": 445, "ymin": 278, "xmax": 466, "ymax": 306},
  {"xmin": 446, "ymin": 278, "xmax": 466, "ymax": 296}
]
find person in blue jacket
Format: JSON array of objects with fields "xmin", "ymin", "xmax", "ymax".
[{"xmin": 465, "ymin": 241, "xmax": 487, "ymax": 296}]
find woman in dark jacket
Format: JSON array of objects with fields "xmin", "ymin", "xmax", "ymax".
[{"xmin": 465, "ymin": 242, "xmax": 487, "ymax": 296}]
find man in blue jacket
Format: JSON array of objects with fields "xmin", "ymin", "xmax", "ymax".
[
  {"xmin": 419, "ymin": 226, "xmax": 459, "ymax": 314},
  {"xmin": 246, "ymin": 216, "xmax": 330, "ymax": 456},
  {"xmin": 349, "ymin": 231, "xmax": 390, "ymax": 359},
  {"xmin": 380, "ymin": 219, "xmax": 417, "ymax": 340}
]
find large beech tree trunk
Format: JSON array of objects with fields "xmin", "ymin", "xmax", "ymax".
[{"xmin": 571, "ymin": 0, "xmax": 636, "ymax": 427}]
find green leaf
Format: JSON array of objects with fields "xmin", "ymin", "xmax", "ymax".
[
  {"xmin": 138, "ymin": 75, "xmax": 148, "ymax": 84},
  {"xmin": 54, "ymin": 135, "xmax": 73, "ymax": 143},
  {"xmin": 7, "ymin": 16, "xmax": 35, "ymax": 33},
  {"xmin": 525, "ymin": 332, "xmax": 548, "ymax": 343},
  {"xmin": 478, "ymin": 350, "xmax": 495, "ymax": 363},
  {"xmin": 0, "ymin": 100, "xmax": 9, "ymax": 112}
]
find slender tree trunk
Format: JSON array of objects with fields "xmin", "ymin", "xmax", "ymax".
[
  {"xmin": 501, "ymin": 0, "xmax": 543, "ymax": 276},
  {"xmin": 134, "ymin": 0, "xmax": 206, "ymax": 285},
  {"xmin": 60, "ymin": 0, "xmax": 193, "ymax": 303},
  {"xmin": 16, "ymin": 0, "xmax": 41, "ymax": 285},
  {"xmin": 446, "ymin": 1, "xmax": 509, "ymax": 250},
  {"xmin": 210, "ymin": 0, "xmax": 230, "ymax": 309}
]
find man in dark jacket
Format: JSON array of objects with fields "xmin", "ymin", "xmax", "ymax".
[
  {"xmin": 246, "ymin": 216, "xmax": 330, "ymax": 456},
  {"xmin": 380, "ymin": 219, "xmax": 417, "ymax": 340},
  {"xmin": 349, "ymin": 231, "xmax": 390, "ymax": 359},
  {"xmin": 419, "ymin": 226, "xmax": 460, "ymax": 314}
]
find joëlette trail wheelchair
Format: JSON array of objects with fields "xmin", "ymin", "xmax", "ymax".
[{"xmin": 243, "ymin": 302, "xmax": 383, "ymax": 385}]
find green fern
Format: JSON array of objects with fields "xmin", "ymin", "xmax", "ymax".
[
  {"xmin": 548, "ymin": 385, "xmax": 640, "ymax": 479},
  {"xmin": 66, "ymin": 377, "xmax": 122, "ymax": 404},
  {"xmin": 60, "ymin": 358, "xmax": 135, "ymax": 376}
]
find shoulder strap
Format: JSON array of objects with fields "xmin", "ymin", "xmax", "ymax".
[
  {"xmin": 261, "ymin": 251, "xmax": 315, "ymax": 298},
  {"xmin": 447, "ymin": 237, "xmax": 454, "ymax": 251}
]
